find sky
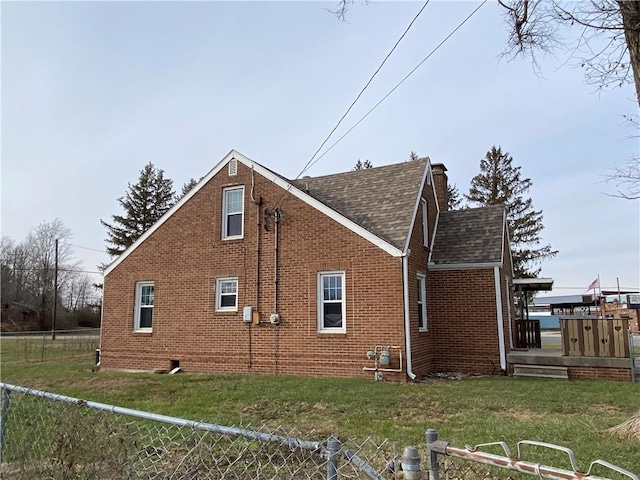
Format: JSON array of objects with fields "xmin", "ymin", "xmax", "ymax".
[{"xmin": 2, "ymin": 1, "xmax": 639, "ymax": 297}]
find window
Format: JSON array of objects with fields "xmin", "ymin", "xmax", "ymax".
[
  {"xmin": 134, "ymin": 281, "xmax": 154, "ymax": 331},
  {"xmin": 216, "ymin": 277, "xmax": 238, "ymax": 311},
  {"xmin": 222, "ymin": 186, "xmax": 244, "ymax": 239},
  {"xmin": 318, "ymin": 271, "xmax": 346, "ymax": 333},
  {"xmin": 417, "ymin": 273, "xmax": 427, "ymax": 331},
  {"xmin": 421, "ymin": 198, "xmax": 428, "ymax": 247}
]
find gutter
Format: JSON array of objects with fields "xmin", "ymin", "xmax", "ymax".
[{"xmin": 402, "ymin": 253, "xmax": 416, "ymax": 380}]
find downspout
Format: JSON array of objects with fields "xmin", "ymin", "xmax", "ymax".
[
  {"xmin": 494, "ymin": 266, "xmax": 507, "ymax": 371},
  {"xmin": 273, "ymin": 207, "xmax": 281, "ymax": 375},
  {"xmin": 402, "ymin": 253, "xmax": 416, "ymax": 380},
  {"xmin": 249, "ymin": 165, "xmax": 262, "ymax": 370}
]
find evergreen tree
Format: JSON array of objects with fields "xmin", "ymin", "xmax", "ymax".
[
  {"xmin": 465, "ymin": 146, "xmax": 557, "ymax": 278},
  {"xmin": 353, "ymin": 159, "xmax": 372, "ymax": 170},
  {"xmin": 447, "ymin": 183, "xmax": 463, "ymax": 210},
  {"xmin": 179, "ymin": 178, "xmax": 199, "ymax": 199},
  {"xmin": 101, "ymin": 163, "xmax": 175, "ymax": 257},
  {"xmin": 408, "ymin": 151, "xmax": 419, "ymax": 161}
]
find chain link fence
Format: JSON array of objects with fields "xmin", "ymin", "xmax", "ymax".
[
  {"xmin": 0, "ymin": 329, "xmax": 99, "ymax": 363},
  {"xmin": 0, "ymin": 383, "xmax": 637, "ymax": 480}
]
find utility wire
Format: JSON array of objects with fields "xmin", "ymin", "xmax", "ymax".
[
  {"xmin": 306, "ymin": 0, "xmax": 487, "ymax": 171},
  {"xmin": 68, "ymin": 243, "xmax": 106, "ymax": 254},
  {"xmin": 295, "ymin": 1, "xmax": 430, "ymax": 181},
  {"xmin": 273, "ymin": 1, "xmax": 430, "ymax": 209}
]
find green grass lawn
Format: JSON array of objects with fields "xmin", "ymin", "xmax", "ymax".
[{"xmin": 1, "ymin": 354, "xmax": 639, "ymax": 475}]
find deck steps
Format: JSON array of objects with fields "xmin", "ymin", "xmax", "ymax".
[{"xmin": 513, "ymin": 364, "xmax": 569, "ymax": 379}]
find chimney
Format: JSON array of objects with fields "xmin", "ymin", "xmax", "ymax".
[{"xmin": 431, "ymin": 163, "xmax": 448, "ymax": 211}]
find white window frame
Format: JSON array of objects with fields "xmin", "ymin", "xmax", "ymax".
[
  {"xmin": 417, "ymin": 273, "xmax": 427, "ymax": 332},
  {"xmin": 421, "ymin": 198, "xmax": 428, "ymax": 247},
  {"xmin": 216, "ymin": 277, "xmax": 238, "ymax": 312},
  {"xmin": 222, "ymin": 186, "xmax": 244, "ymax": 240},
  {"xmin": 134, "ymin": 281, "xmax": 154, "ymax": 332},
  {"xmin": 317, "ymin": 271, "xmax": 346, "ymax": 333}
]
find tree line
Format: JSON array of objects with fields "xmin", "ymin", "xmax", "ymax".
[{"xmin": 1, "ymin": 219, "xmax": 101, "ymax": 331}]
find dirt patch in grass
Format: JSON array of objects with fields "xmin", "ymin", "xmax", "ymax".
[{"xmin": 586, "ymin": 404, "xmax": 626, "ymax": 416}]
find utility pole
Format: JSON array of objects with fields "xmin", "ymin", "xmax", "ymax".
[{"xmin": 52, "ymin": 239, "xmax": 58, "ymax": 340}]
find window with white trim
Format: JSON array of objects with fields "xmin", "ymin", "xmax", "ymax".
[
  {"xmin": 421, "ymin": 198, "xmax": 428, "ymax": 247},
  {"xmin": 417, "ymin": 273, "xmax": 427, "ymax": 331},
  {"xmin": 134, "ymin": 281, "xmax": 154, "ymax": 331},
  {"xmin": 216, "ymin": 277, "xmax": 238, "ymax": 311},
  {"xmin": 318, "ymin": 271, "xmax": 346, "ymax": 333},
  {"xmin": 222, "ymin": 186, "xmax": 244, "ymax": 239}
]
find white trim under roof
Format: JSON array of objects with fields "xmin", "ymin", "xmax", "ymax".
[
  {"xmin": 402, "ymin": 157, "xmax": 431, "ymax": 255},
  {"xmin": 104, "ymin": 150, "xmax": 403, "ymax": 276},
  {"xmin": 427, "ymin": 262, "xmax": 501, "ymax": 271}
]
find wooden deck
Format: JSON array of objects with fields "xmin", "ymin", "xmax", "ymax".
[{"xmin": 508, "ymin": 348, "xmax": 638, "ymax": 369}]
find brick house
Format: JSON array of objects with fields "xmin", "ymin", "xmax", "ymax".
[{"xmin": 100, "ymin": 150, "xmax": 514, "ymax": 381}]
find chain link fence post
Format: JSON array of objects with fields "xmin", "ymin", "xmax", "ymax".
[
  {"xmin": 326, "ymin": 435, "xmax": 340, "ymax": 480},
  {"xmin": 426, "ymin": 428, "xmax": 440, "ymax": 480},
  {"xmin": 0, "ymin": 387, "xmax": 11, "ymax": 463}
]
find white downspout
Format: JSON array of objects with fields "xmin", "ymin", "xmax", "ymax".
[
  {"xmin": 403, "ymin": 254, "xmax": 416, "ymax": 380},
  {"xmin": 494, "ymin": 266, "xmax": 506, "ymax": 370}
]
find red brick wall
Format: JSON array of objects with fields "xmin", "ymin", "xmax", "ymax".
[
  {"xmin": 567, "ymin": 367, "xmax": 631, "ymax": 381},
  {"xmin": 101, "ymin": 161, "xmax": 407, "ymax": 379},
  {"xmin": 426, "ymin": 269, "xmax": 503, "ymax": 375}
]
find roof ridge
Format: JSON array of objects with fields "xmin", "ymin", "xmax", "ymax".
[{"xmin": 297, "ymin": 158, "xmax": 427, "ymax": 182}]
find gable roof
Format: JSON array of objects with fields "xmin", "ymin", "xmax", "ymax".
[
  {"xmin": 104, "ymin": 150, "xmax": 429, "ymax": 276},
  {"xmin": 291, "ymin": 159, "xmax": 429, "ymax": 250},
  {"xmin": 429, "ymin": 204, "xmax": 506, "ymax": 268}
]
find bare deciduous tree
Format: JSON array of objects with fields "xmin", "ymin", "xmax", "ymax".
[
  {"xmin": 0, "ymin": 220, "xmax": 100, "ymax": 331},
  {"xmin": 499, "ymin": 0, "xmax": 640, "ymax": 106},
  {"xmin": 330, "ymin": 1, "xmax": 640, "ymax": 106}
]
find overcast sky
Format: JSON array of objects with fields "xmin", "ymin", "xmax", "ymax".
[{"xmin": 2, "ymin": 1, "xmax": 638, "ymax": 296}]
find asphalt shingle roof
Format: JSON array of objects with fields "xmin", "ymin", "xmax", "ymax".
[
  {"xmin": 430, "ymin": 204, "xmax": 505, "ymax": 265},
  {"xmin": 291, "ymin": 160, "xmax": 428, "ymax": 249}
]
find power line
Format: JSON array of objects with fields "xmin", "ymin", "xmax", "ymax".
[
  {"xmin": 295, "ymin": 1, "xmax": 431, "ymax": 180},
  {"xmin": 68, "ymin": 243, "xmax": 106, "ymax": 254},
  {"xmin": 273, "ymin": 1, "xmax": 430, "ymax": 208},
  {"xmin": 305, "ymin": 0, "xmax": 488, "ymax": 172}
]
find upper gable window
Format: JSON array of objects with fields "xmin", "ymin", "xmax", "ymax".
[
  {"xmin": 421, "ymin": 198, "xmax": 428, "ymax": 247},
  {"xmin": 222, "ymin": 186, "xmax": 244, "ymax": 240}
]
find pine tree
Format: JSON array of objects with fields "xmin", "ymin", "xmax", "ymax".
[
  {"xmin": 447, "ymin": 183, "xmax": 463, "ymax": 210},
  {"xmin": 101, "ymin": 163, "xmax": 175, "ymax": 257},
  {"xmin": 465, "ymin": 146, "xmax": 557, "ymax": 278},
  {"xmin": 353, "ymin": 159, "xmax": 372, "ymax": 170},
  {"xmin": 179, "ymin": 178, "xmax": 199, "ymax": 199}
]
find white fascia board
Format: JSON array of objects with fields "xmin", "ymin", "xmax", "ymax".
[
  {"xmin": 247, "ymin": 155, "xmax": 403, "ymax": 258},
  {"xmin": 402, "ymin": 157, "xmax": 430, "ymax": 255},
  {"xmin": 429, "ymin": 165, "xmax": 441, "ymax": 215},
  {"xmin": 104, "ymin": 149, "xmax": 239, "ymax": 277},
  {"xmin": 428, "ymin": 209, "xmax": 439, "ymax": 264},
  {"xmin": 105, "ymin": 150, "xmax": 403, "ymax": 276},
  {"xmin": 427, "ymin": 262, "xmax": 501, "ymax": 271}
]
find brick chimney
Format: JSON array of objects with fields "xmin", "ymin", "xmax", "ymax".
[{"xmin": 431, "ymin": 163, "xmax": 448, "ymax": 211}]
